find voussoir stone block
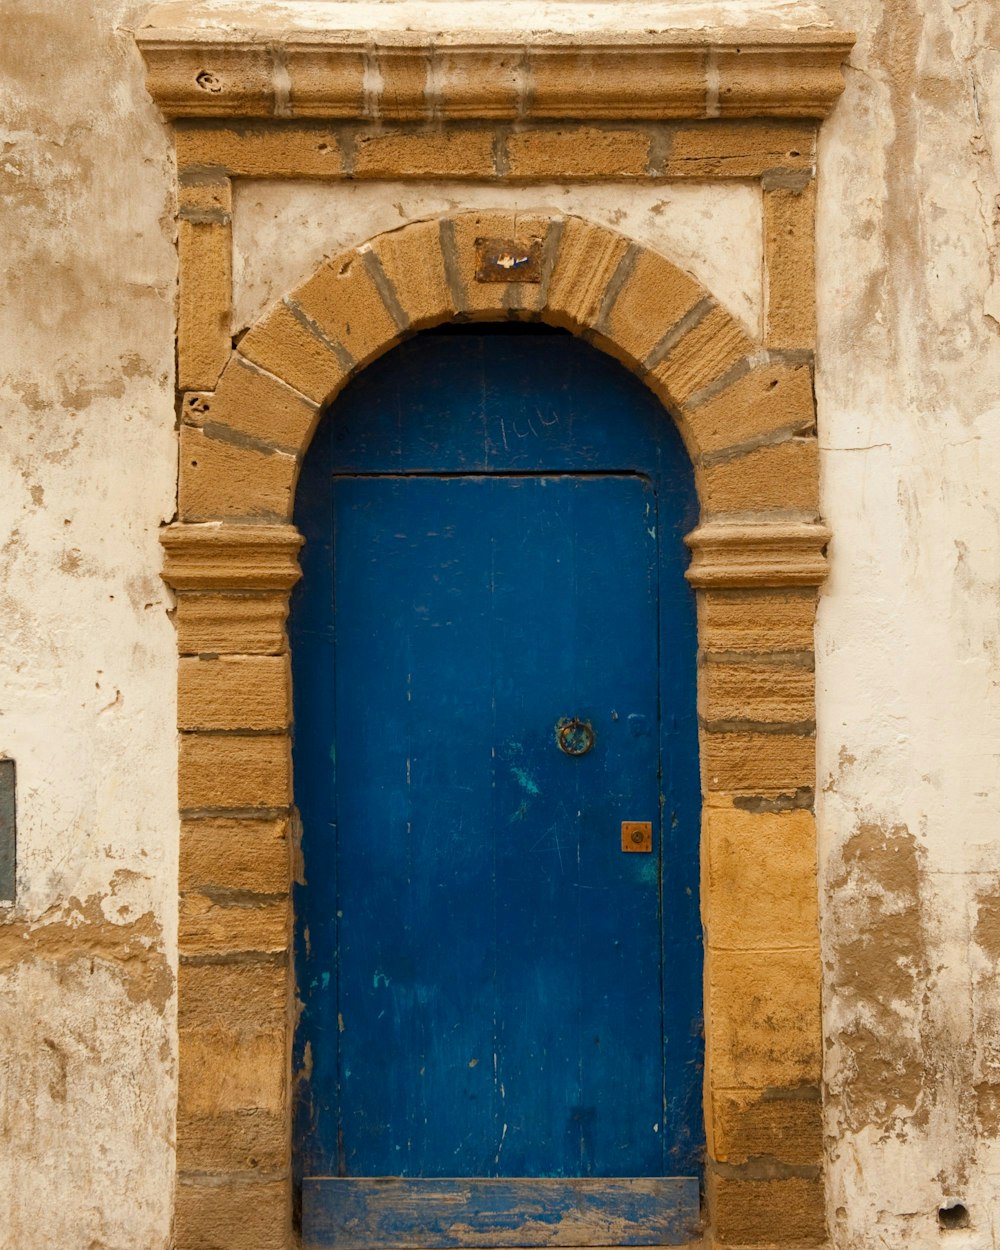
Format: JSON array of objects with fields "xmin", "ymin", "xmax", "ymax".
[
  {"xmin": 197, "ymin": 355, "xmax": 320, "ymax": 454},
  {"xmin": 292, "ymin": 250, "xmax": 404, "ymax": 368},
  {"xmin": 545, "ymin": 215, "xmax": 632, "ymax": 333},
  {"xmin": 602, "ymin": 248, "xmax": 705, "ymax": 367},
  {"xmin": 686, "ymin": 357, "xmax": 815, "ymax": 457},
  {"xmin": 369, "ymin": 219, "xmax": 456, "ymax": 331},
  {"xmin": 238, "ymin": 301, "xmax": 351, "ymax": 405},
  {"xmin": 650, "ymin": 305, "xmax": 756, "ymax": 407},
  {"xmin": 444, "ymin": 211, "xmax": 552, "ymax": 319}
]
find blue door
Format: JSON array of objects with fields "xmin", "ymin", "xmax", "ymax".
[{"xmin": 291, "ymin": 327, "xmax": 702, "ymax": 1249}]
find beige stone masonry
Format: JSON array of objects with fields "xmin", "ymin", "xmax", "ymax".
[
  {"xmin": 370, "ymin": 219, "xmax": 457, "ymax": 330},
  {"xmin": 142, "ymin": 5, "xmax": 851, "ymax": 1241},
  {"xmin": 700, "ymin": 659, "xmax": 815, "ymax": 726},
  {"xmin": 708, "ymin": 946, "xmax": 822, "ymax": 1087},
  {"xmin": 176, "ymin": 213, "xmax": 825, "ymax": 499},
  {"xmin": 179, "ymin": 816, "xmax": 290, "ymax": 897},
  {"xmin": 353, "ymin": 129, "xmax": 497, "ymax": 179},
  {"xmin": 701, "ymin": 730, "xmax": 817, "ymax": 796},
  {"xmin": 506, "ymin": 127, "xmax": 653, "ymax": 178},
  {"xmin": 702, "ymin": 803, "xmax": 819, "ymax": 950},
  {"xmin": 179, "ymin": 734, "xmax": 292, "ymax": 812},
  {"xmin": 178, "ymin": 425, "xmax": 298, "ymax": 522},
  {"xmin": 686, "ymin": 521, "xmax": 831, "ymax": 587},
  {"xmin": 685, "ymin": 353, "xmax": 817, "ymax": 457},
  {"xmin": 177, "ymin": 656, "xmax": 291, "ymax": 731},
  {"xmin": 177, "ymin": 174, "xmax": 232, "ymax": 390},
  {"xmin": 137, "ymin": 4, "xmax": 853, "ymax": 123},
  {"xmin": 764, "ymin": 175, "xmax": 818, "ymax": 350},
  {"xmin": 161, "ymin": 522, "xmax": 303, "ymax": 590},
  {"xmin": 175, "ymin": 119, "xmax": 818, "ymax": 183},
  {"xmin": 700, "ymin": 437, "xmax": 820, "ymax": 519},
  {"xmin": 174, "ymin": 1178, "xmax": 289, "ymax": 1250},
  {"xmin": 174, "ymin": 593, "xmax": 290, "ymax": 654},
  {"xmin": 698, "ymin": 587, "xmax": 819, "ymax": 654},
  {"xmin": 709, "ymin": 1086, "xmax": 822, "ymax": 1169},
  {"xmin": 183, "ymin": 355, "xmax": 320, "ymax": 453},
  {"xmin": 179, "ymin": 889, "xmax": 289, "ymax": 957},
  {"xmin": 709, "ymin": 1173, "xmax": 827, "ymax": 1248}
]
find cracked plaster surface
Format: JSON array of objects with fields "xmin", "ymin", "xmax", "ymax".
[{"xmin": 818, "ymin": 1, "xmax": 1000, "ymax": 1246}]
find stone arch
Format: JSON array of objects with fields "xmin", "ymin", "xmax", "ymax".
[
  {"xmin": 166, "ymin": 209, "xmax": 828, "ymax": 1250},
  {"xmin": 177, "ymin": 211, "xmax": 819, "ymax": 531}
]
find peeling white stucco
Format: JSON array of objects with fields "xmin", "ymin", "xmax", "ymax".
[
  {"xmin": 232, "ymin": 180, "xmax": 763, "ymax": 336},
  {"xmin": 817, "ymin": 1, "xmax": 1000, "ymax": 1246}
]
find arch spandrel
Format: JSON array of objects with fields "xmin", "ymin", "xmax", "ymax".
[{"xmin": 177, "ymin": 211, "xmax": 820, "ymax": 530}]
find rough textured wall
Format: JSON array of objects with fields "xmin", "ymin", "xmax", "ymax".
[
  {"xmin": 818, "ymin": 0, "xmax": 1000, "ymax": 1246},
  {"xmin": 230, "ymin": 181, "xmax": 763, "ymax": 338},
  {"xmin": 0, "ymin": 1, "xmax": 177, "ymax": 1246},
  {"xmin": 2, "ymin": 0, "xmax": 1000, "ymax": 1248}
]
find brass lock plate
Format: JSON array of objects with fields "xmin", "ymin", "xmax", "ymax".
[{"xmin": 621, "ymin": 821, "xmax": 653, "ymax": 853}]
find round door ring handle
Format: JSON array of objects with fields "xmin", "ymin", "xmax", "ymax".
[{"xmin": 556, "ymin": 717, "xmax": 596, "ymax": 757}]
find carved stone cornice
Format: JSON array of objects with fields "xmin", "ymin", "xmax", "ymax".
[
  {"xmin": 136, "ymin": 1, "xmax": 854, "ymax": 122},
  {"xmin": 161, "ymin": 522, "xmax": 304, "ymax": 590},
  {"xmin": 685, "ymin": 521, "xmax": 831, "ymax": 588}
]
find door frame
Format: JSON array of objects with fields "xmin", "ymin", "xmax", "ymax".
[
  {"xmin": 141, "ymin": 13, "xmax": 850, "ymax": 1248},
  {"xmin": 165, "ymin": 209, "xmax": 828, "ymax": 1250}
]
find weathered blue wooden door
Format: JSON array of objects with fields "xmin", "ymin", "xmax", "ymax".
[{"xmin": 292, "ymin": 327, "xmax": 702, "ymax": 1249}]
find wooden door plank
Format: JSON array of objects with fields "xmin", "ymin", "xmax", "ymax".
[
  {"xmin": 302, "ymin": 1177, "xmax": 700, "ymax": 1248},
  {"xmin": 488, "ymin": 475, "xmax": 663, "ymax": 1177}
]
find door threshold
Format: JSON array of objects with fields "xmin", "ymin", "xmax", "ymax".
[{"xmin": 302, "ymin": 1176, "xmax": 701, "ymax": 1249}]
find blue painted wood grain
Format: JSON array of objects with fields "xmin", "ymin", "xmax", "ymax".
[
  {"xmin": 290, "ymin": 326, "xmax": 702, "ymax": 1240},
  {"xmin": 302, "ymin": 1177, "xmax": 701, "ymax": 1248}
]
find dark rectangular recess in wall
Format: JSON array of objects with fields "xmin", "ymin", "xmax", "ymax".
[{"xmin": 0, "ymin": 759, "xmax": 14, "ymax": 903}]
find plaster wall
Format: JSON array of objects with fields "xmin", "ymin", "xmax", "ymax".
[
  {"xmin": 0, "ymin": 2, "xmax": 178, "ymax": 1246},
  {"xmin": 0, "ymin": 1, "xmax": 999, "ymax": 1249},
  {"xmin": 231, "ymin": 181, "xmax": 763, "ymax": 335},
  {"xmin": 816, "ymin": 1, "xmax": 1000, "ymax": 1246}
]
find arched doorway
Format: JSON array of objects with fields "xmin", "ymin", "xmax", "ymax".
[{"xmin": 289, "ymin": 325, "xmax": 702, "ymax": 1247}]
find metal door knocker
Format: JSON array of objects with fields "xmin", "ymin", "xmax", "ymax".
[{"xmin": 556, "ymin": 717, "xmax": 596, "ymax": 756}]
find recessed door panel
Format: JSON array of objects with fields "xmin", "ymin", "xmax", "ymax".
[{"xmin": 331, "ymin": 473, "xmax": 660, "ymax": 1180}]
